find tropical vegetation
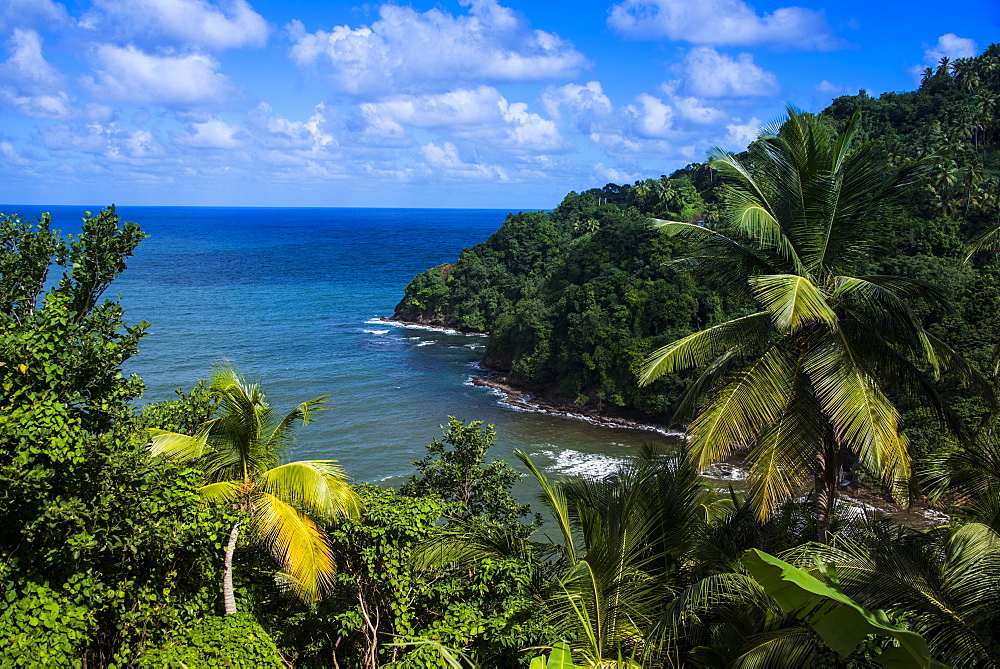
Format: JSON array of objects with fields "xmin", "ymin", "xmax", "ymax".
[{"xmin": 2, "ymin": 42, "xmax": 1000, "ymax": 668}]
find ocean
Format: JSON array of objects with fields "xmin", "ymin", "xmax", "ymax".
[{"xmin": 6, "ymin": 205, "xmax": 679, "ymax": 493}]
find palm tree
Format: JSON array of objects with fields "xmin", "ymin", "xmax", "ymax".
[
  {"xmin": 418, "ymin": 447, "xmax": 712, "ymax": 666},
  {"xmin": 639, "ymin": 108, "xmax": 985, "ymax": 542},
  {"xmin": 150, "ymin": 364, "xmax": 362, "ymax": 613}
]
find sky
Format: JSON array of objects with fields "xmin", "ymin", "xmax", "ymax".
[{"xmin": 0, "ymin": 0, "xmax": 996, "ymax": 209}]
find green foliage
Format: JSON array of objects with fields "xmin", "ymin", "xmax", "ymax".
[
  {"xmin": 401, "ymin": 417, "xmax": 538, "ymax": 534},
  {"xmin": 741, "ymin": 548, "xmax": 943, "ymax": 668},
  {"xmin": 0, "ymin": 581, "xmax": 94, "ymax": 668},
  {"xmin": 394, "ymin": 192, "xmax": 724, "ymax": 419},
  {"xmin": 136, "ymin": 613, "xmax": 285, "ymax": 668},
  {"xmin": 150, "ymin": 364, "xmax": 362, "ymax": 609},
  {"xmin": 0, "ymin": 208, "xmax": 225, "ymax": 664},
  {"xmin": 138, "ymin": 380, "xmax": 217, "ymax": 434},
  {"xmin": 264, "ymin": 484, "xmax": 539, "ymax": 667}
]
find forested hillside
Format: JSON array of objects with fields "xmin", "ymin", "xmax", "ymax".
[{"xmin": 394, "ymin": 44, "xmax": 1000, "ymax": 443}]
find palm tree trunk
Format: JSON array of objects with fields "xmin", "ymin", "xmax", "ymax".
[
  {"xmin": 816, "ymin": 438, "xmax": 841, "ymax": 544},
  {"xmin": 223, "ymin": 520, "xmax": 241, "ymax": 615}
]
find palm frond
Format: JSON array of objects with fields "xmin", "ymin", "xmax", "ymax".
[
  {"xmin": 198, "ymin": 480, "xmax": 243, "ymax": 504},
  {"xmin": 149, "ymin": 427, "xmax": 213, "ymax": 462},
  {"xmin": 686, "ymin": 341, "xmax": 798, "ymax": 471},
  {"xmin": 804, "ymin": 329, "xmax": 911, "ymax": 500},
  {"xmin": 249, "ymin": 491, "xmax": 337, "ymax": 602},
  {"xmin": 638, "ymin": 312, "xmax": 773, "ymax": 386},
  {"xmin": 514, "ymin": 450, "xmax": 577, "ymax": 565},
  {"xmin": 749, "ymin": 274, "xmax": 837, "ymax": 332},
  {"xmin": 259, "ymin": 460, "xmax": 362, "ymax": 520}
]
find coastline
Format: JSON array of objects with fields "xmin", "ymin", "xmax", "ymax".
[
  {"xmin": 386, "ymin": 315, "xmax": 951, "ymax": 528},
  {"xmin": 384, "ymin": 316, "xmax": 682, "ymax": 436}
]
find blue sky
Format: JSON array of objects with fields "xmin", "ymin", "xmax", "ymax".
[{"xmin": 0, "ymin": 0, "xmax": 996, "ymax": 209}]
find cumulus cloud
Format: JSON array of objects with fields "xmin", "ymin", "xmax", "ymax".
[
  {"xmin": 541, "ymin": 81, "xmax": 613, "ymax": 133},
  {"xmin": 84, "ymin": 45, "xmax": 233, "ymax": 106},
  {"xmin": 722, "ymin": 116, "xmax": 761, "ymax": 150},
  {"xmin": 924, "ymin": 33, "xmax": 978, "ymax": 64},
  {"xmin": 0, "ymin": 29, "xmax": 61, "ymax": 88},
  {"xmin": 37, "ymin": 121, "xmax": 164, "ymax": 160},
  {"xmin": 419, "ymin": 140, "xmax": 508, "ymax": 181},
  {"xmin": 670, "ymin": 94, "xmax": 728, "ymax": 124},
  {"xmin": 287, "ymin": 0, "xmax": 588, "ymax": 96},
  {"xmin": 607, "ymin": 0, "xmax": 843, "ymax": 50},
  {"xmin": 907, "ymin": 33, "xmax": 978, "ymax": 83},
  {"xmin": 626, "ymin": 93, "xmax": 675, "ymax": 139},
  {"xmin": 174, "ymin": 117, "xmax": 243, "ymax": 148},
  {"xmin": 0, "ymin": 139, "xmax": 32, "ymax": 165},
  {"xmin": 0, "ymin": 29, "xmax": 72, "ymax": 118},
  {"xmin": 81, "ymin": 0, "xmax": 268, "ymax": 50},
  {"xmin": 681, "ymin": 47, "xmax": 780, "ymax": 97},
  {"xmin": 0, "ymin": 0, "xmax": 70, "ymax": 33},
  {"xmin": 360, "ymin": 86, "xmax": 566, "ymax": 152},
  {"xmin": 248, "ymin": 102, "xmax": 335, "ymax": 151}
]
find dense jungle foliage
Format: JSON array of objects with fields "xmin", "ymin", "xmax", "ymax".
[{"xmin": 2, "ymin": 45, "xmax": 1000, "ymax": 669}]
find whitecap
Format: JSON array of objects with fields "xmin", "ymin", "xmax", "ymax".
[
  {"xmin": 363, "ymin": 329, "xmax": 390, "ymax": 335},
  {"xmin": 535, "ymin": 447, "xmax": 627, "ymax": 479}
]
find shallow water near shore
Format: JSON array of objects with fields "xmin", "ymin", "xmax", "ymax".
[{"xmin": 4, "ymin": 204, "xmax": 679, "ymax": 496}]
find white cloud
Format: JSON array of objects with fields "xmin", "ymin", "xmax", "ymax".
[
  {"xmin": 37, "ymin": 121, "xmax": 164, "ymax": 160},
  {"xmin": 0, "ymin": 29, "xmax": 61, "ymax": 87},
  {"xmin": 671, "ymin": 94, "xmax": 728, "ymax": 124},
  {"xmin": 541, "ymin": 81, "xmax": 613, "ymax": 133},
  {"xmin": 175, "ymin": 117, "xmax": 243, "ymax": 148},
  {"xmin": 0, "ymin": 139, "xmax": 31, "ymax": 165},
  {"xmin": 924, "ymin": 33, "xmax": 978, "ymax": 63},
  {"xmin": 248, "ymin": 103, "xmax": 335, "ymax": 151},
  {"xmin": 722, "ymin": 116, "xmax": 761, "ymax": 150},
  {"xmin": 361, "ymin": 87, "xmax": 566, "ymax": 152},
  {"xmin": 0, "ymin": 29, "xmax": 72, "ymax": 118},
  {"xmin": 85, "ymin": 45, "xmax": 233, "ymax": 106},
  {"xmin": 419, "ymin": 141, "xmax": 508, "ymax": 181},
  {"xmin": 608, "ymin": 0, "xmax": 843, "ymax": 50},
  {"xmin": 682, "ymin": 47, "xmax": 780, "ymax": 97},
  {"xmin": 626, "ymin": 93, "xmax": 675, "ymax": 138},
  {"xmin": 287, "ymin": 0, "xmax": 588, "ymax": 96},
  {"xmin": 907, "ymin": 33, "xmax": 978, "ymax": 83},
  {"xmin": 0, "ymin": 0, "xmax": 70, "ymax": 33},
  {"xmin": 81, "ymin": 0, "xmax": 268, "ymax": 50}
]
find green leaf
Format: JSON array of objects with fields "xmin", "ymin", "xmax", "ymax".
[{"xmin": 741, "ymin": 549, "xmax": 947, "ymax": 668}]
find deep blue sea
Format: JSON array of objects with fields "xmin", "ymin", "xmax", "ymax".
[{"xmin": 4, "ymin": 205, "xmax": 678, "ymax": 492}]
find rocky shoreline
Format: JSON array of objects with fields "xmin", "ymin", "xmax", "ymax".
[
  {"xmin": 470, "ymin": 376, "xmax": 683, "ymax": 436},
  {"xmin": 384, "ymin": 316, "xmax": 681, "ymax": 434}
]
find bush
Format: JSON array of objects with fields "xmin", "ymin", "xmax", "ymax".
[
  {"xmin": 136, "ymin": 614, "xmax": 284, "ymax": 668},
  {"xmin": 0, "ymin": 581, "xmax": 94, "ymax": 668}
]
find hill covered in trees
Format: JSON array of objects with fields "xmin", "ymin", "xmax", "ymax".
[{"xmin": 394, "ymin": 44, "xmax": 1000, "ymax": 446}]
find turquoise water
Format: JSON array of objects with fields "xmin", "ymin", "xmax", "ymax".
[{"xmin": 4, "ymin": 205, "xmax": 678, "ymax": 491}]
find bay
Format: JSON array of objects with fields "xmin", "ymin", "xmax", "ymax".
[{"xmin": 5, "ymin": 204, "xmax": 678, "ymax": 493}]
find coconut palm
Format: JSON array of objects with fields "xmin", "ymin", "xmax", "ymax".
[
  {"xmin": 639, "ymin": 108, "xmax": 987, "ymax": 541},
  {"xmin": 417, "ymin": 446, "xmax": 713, "ymax": 666},
  {"xmin": 150, "ymin": 364, "xmax": 362, "ymax": 613}
]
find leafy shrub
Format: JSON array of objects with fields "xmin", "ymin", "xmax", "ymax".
[
  {"xmin": 136, "ymin": 614, "xmax": 284, "ymax": 668},
  {"xmin": 0, "ymin": 581, "xmax": 94, "ymax": 668}
]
